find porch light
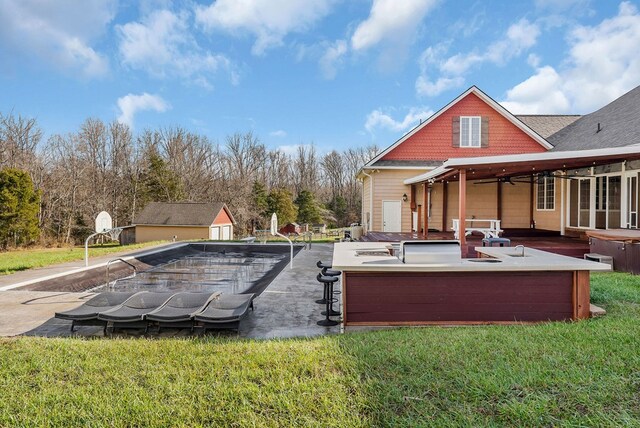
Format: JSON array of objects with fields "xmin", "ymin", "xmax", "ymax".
[{"xmin": 402, "ymin": 193, "xmax": 408, "ymax": 202}]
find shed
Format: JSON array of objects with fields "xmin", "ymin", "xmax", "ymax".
[
  {"xmin": 132, "ymin": 202, "xmax": 235, "ymax": 243},
  {"xmin": 279, "ymin": 223, "xmax": 301, "ymax": 235}
]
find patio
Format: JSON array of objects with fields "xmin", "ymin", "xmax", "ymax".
[{"xmin": 2, "ymin": 243, "xmax": 341, "ymax": 339}]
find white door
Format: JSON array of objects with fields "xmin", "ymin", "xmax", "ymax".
[
  {"xmin": 222, "ymin": 225, "xmax": 231, "ymax": 240},
  {"xmin": 382, "ymin": 201, "xmax": 402, "ymax": 232},
  {"xmin": 211, "ymin": 227, "xmax": 220, "ymax": 240}
]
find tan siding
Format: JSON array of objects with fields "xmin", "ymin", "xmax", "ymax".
[
  {"xmin": 533, "ymin": 178, "xmax": 562, "ymax": 231},
  {"xmin": 501, "ymin": 181, "xmax": 531, "ymax": 228},
  {"xmin": 136, "ymin": 225, "xmax": 210, "ymax": 243},
  {"xmin": 429, "ymin": 181, "xmax": 498, "ymax": 231},
  {"xmin": 370, "ymin": 169, "xmax": 426, "ymax": 232}
]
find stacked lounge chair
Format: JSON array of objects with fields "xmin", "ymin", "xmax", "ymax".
[
  {"xmin": 97, "ymin": 291, "xmax": 176, "ymax": 332},
  {"xmin": 194, "ymin": 293, "xmax": 255, "ymax": 332},
  {"xmin": 55, "ymin": 291, "xmax": 256, "ymax": 334},
  {"xmin": 54, "ymin": 291, "xmax": 137, "ymax": 333},
  {"xmin": 145, "ymin": 291, "xmax": 220, "ymax": 332}
]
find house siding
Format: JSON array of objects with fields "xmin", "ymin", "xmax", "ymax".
[
  {"xmin": 381, "ymin": 92, "xmax": 547, "ymax": 162},
  {"xmin": 135, "ymin": 225, "xmax": 210, "ymax": 243},
  {"xmin": 533, "ymin": 179, "xmax": 562, "ymax": 231},
  {"xmin": 368, "ymin": 169, "xmax": 424, "ymax": 232}
]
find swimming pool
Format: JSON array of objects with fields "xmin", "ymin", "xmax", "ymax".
[
  {"xmin": 16, "ymin": 243, "xmax": 301, "ymax": 296},
  {"xmin": 95, "ymin": 250, "xmax": 288, "ymax": 294}
]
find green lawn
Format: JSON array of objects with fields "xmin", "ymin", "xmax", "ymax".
[
  {"xmin": 0, "ymin": 241, "xmax": 168, "ymax": 275},
  {"xmin": 0, "ymin": 272, "xmax": 638, "ymax": 426}
]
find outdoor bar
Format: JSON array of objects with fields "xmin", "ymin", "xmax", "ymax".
[{"xmin": 332, "ymin": 241, "xmax": 610, "ymax": 327}]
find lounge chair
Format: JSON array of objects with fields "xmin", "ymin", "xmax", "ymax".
[
  {"xmin": 98, "ymin": 291, "xmax": 175, "ymax": 332},
  {"xmin": 55, "ymin": 291, "xmax": 137, "ymax": 333},
  {"xmin": 145, "ymin": 292, "xmax": 220, "ymax": 332},
  {"xmin": 194, "ymin": 293, "xmax": 255, "ymax": 332}
]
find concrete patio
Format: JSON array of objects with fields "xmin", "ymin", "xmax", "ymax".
[{"xmin": 0, "ymin": 243, "xmax": 341, "ymax": 339}]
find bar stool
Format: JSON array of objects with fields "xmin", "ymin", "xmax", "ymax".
[
  {"xmin": 316, "ymin": 273, "xmax": 339, "ymax": 326},
  {"xmin": 315, "ymin": 261, "xmax": 341, "ymax": 305}
]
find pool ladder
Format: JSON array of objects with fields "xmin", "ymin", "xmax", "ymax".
[{"xmin": 106, "ymin": 258, "xmax": 137, "ymax": 289}]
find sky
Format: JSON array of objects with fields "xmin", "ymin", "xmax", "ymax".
[{"xmin": 1, "ymin": 0, "xmax": 640, "ymax": 154}]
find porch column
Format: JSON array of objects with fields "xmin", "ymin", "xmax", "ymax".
[
  {"xmin": 459, "ymin": 169, "xmax": 467, "ymax": 254},
  {"xmin": 442, "ymin": 181, "xmax": 448, "ymax": 231},
  {"xmin": 423, "ymin": 183, "xmax": 429, "ymax": 237},
  {"xmin": 497, "ymin": 181, "xmax": 502, "ymax": 221}
]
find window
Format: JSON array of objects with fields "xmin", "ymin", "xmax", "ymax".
[
  {"xmin": 460, "ymin": 116, "xmax": 481, "ymax": 147},
  {"xmin": 537, "ymin": 177, "xmax": 555, "ymax": 210}
]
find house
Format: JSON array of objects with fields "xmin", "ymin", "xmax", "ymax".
[
  {"xmin": 132, "ymin": 202, "xmax": 235, "ymax": 243},
  {"xmin": 359, "ymin": 85, "xmax": 640, "ymax": 242}
]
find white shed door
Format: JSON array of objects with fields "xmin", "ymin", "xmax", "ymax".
[
  {"xmin": 382, "ymin": 201, "xmax": 402, "ymax": 232},
  {"xmin": 211, "ymin": 227, "xmax": 220, "ymax": 240},
  {"xmin": 222, "ymin": 225, "xmax": 231, "ymax": 240}
]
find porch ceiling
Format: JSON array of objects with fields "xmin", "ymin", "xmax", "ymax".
[{"xmin": 405, "ymin": 146, "xmax": 640, "ymax": 184}]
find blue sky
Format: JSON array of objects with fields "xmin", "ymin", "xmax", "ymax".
[{"xmin": 1, "ymin": 0, "xmax": 639, "ymax": 153}]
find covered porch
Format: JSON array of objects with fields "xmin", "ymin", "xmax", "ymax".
[{"xmin": 400, "ymin": 147, "xmax": 640, "ymax": 256}]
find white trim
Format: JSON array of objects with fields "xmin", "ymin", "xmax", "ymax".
[
  {"xmin": 535, "ymin": 177, "xmax": 555, "ymax": 211},
  {"xmin": 460, "ymin": 116, "xmax": 482, "ymax": 148},
  {"xmin": 364, "ymin": 85, "xmax": 553, "ymax": 167},
  {"xmin": 361, "ymin": 166, "xmax": 435, "ymax": 171}
]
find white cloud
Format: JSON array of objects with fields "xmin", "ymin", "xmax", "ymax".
[
  {"xmin": 500, "ymin": 66, "xmax": 570, "ymax": 113},
  {"xmin": 365, "ymin": 107, "xmax": 434, "ymax": 133},
  {"xmin": 416, "ymin": 76, "xmax": 464, "ymax": 97},
  {"xmin": 441, "ymin": 19, "xmax": 540, "ymax": 75},
  {"xmin": 319, "ymin": 40, "xmax": 348, "ymax": 79},
  {"xmin": 117, "ymin": 9, "xmax": 236, "ymax": 88},
  {"xmin": 502, "ymin": 2, "xmax": 640, "ymax": 113},
  {"xmin": 195, "ymin": 0, "xmax": 334, "ymax": 55},
  {"xmin": 351, "ymin": 0, "xmax": 439, "ymax": 51},
  {"xmin": 416, "ymin": 18, "xmax": 540, "ymax": 97},
  {"xmin": 116, "ymin": 93, "xmax": 170, "ymax": 128},
  {"xmin": 0, "ymin": 0, "xmax": 114, "ymax": 77},
  {"xmin": 270, "ymin": 130, "xmax": 287, "ymax": 137}
]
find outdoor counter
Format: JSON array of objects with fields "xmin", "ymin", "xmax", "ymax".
[{"xmin": 332, "ymin": 242, "xmax": 610, "ymax": 327}]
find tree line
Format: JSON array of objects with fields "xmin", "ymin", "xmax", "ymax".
[{"xmin": 0, "ymin": 111, "xmax": 378, "ymax": 247}]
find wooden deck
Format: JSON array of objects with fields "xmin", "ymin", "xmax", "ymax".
[{"xmin": 360, "ymin": 230, "xmax": 590, "ymax": 258}]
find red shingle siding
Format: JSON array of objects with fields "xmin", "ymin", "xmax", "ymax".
[
  {"xmin": 213, "ymin": 208, "xmax": 232, "ymax": 225},
  {"xmin": 382, "ymin": 93, "xmax": 548, "ymax": 161}
]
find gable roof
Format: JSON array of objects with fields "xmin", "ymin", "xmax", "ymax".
[
  {"xmin": 516, "ymin": 115, "xmax": 581, "ymax": 139},
  {"xmin": 133, "ymin": 202, "xmax": 234, "ymax": 226},
  {"xmin": 549, "ymin": 85, "xmax": 640, "ymax": 151},
  {"xmin": 363, "ymin": 86, "xmax": 553, "ymax": 168}
]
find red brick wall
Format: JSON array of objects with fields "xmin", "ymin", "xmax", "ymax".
[{"xmin": 382, "ymin": 93, "xmax": 547, "ymax": 161}]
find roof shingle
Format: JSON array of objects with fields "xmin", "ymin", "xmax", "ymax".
[{"xmin": 133, "ymin": 202, "xmax": 230, "ymax": 226}]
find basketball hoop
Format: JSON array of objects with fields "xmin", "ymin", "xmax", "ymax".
[{"xmin": 106, "ymin": 227, "xmax": 123, "ymax": 242}]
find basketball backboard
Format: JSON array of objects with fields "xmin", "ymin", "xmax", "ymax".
[
  {"xmin": 270, "ymin": 213, "xmax": 278, "ymax": 236},
  {"xmin": 95, "ymin": 211, "xmax": 113, "ymax": 233}
]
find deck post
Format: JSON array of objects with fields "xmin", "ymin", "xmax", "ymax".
[
  {"xmin": 459, "ymin": 169, "xmax": 467, "ymax": 254},
  {"xmin": 423, "ymin": 183, "xmax": 429, "ymax": 237},
  {"xmin": 442, "ymin": 181, "xmax": 448, "ymax": 232}
]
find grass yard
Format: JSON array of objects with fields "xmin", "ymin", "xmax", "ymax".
[
  {"xmin": 0, "ymin": 241, "xmax": 168, "ymax": 275},
  {"xmin": 0, "ymin": 272, "xmax": 638, "ymax": 426}
]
